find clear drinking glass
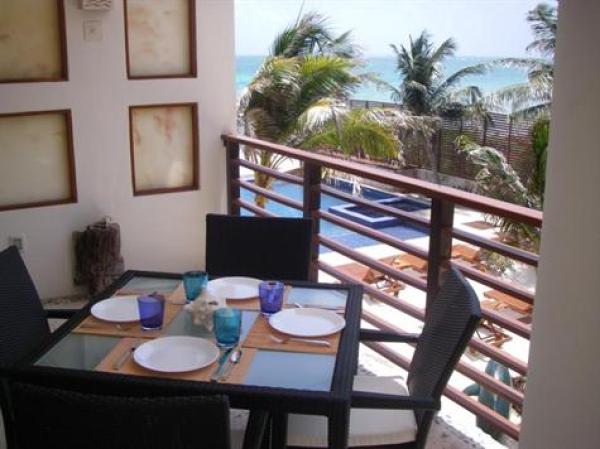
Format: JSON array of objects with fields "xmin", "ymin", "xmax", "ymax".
[
  {"xmin": 213, "ymin": 308, "xmax": 242, "ymax": 347},
  {"xmin": 183, "ymin": 271, "xmax": 208, "ymax": 302},
  {"xmin": 137, "ymin": 294, "xmax": 166, "ymax": 330},
  {"xmin": 259, "ymin": 281, "xmax": 285, "ymax": 316}
]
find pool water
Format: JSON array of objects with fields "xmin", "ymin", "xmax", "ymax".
[{"xmin": 240, "ymin": 181, "xmax": 427, "ymax": 253}]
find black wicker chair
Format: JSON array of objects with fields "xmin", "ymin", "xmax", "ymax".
[
  {"xmin": 285, "ymin": 268, "xmax": 482, "ymax": 449},
  {"xmin": 10, "ymin": 381, "xmax": 232, "ymax": 449},
  {"xmin": 0, "ymin": 245, "xmax": 79, "ymax": 448},
  {"xmin": 0, "ymin": 246, "xmax": 78, "ymax": 367},
  {"xmin": 205, "ymin": 214, "xmax": 313, "ymax": 281}
]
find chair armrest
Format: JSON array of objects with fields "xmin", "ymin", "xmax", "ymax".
[
  {"xmin": 351, "ymin": 391, "xmax": 439, "ymax": 411},
  {"xmin": 359, "ymin": 329, "xmax": 420, "ymax": 343},
  {"xmin": 45, "ymin": 308, "xmax": 79, "ymax": 319},
  {"xmin": 242, "ymin": 410, "xmax": 269, "ymax": 449}
]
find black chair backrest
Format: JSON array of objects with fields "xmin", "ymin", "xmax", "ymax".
[
  {"xmin": 206, "ymin": 214, "xmax": 313, "ymax": 281},
  {"xmin": 0, "ymin": 246, "xmax": 49, "ymax": 368},
  {"xmin": 11, "ymin": 382, "xmax": 231, "ymax": 449},
  {"xmin": 407, "ymin": 268, "xmax": 481, "ymax": 440}
]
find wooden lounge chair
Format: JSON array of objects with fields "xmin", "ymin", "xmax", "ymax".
[
  {"xmin": 483, "ymin": 289, "xmax": 533, "ymax": 314},
  {"xmin": 463, "ymin": 220, "xmax": 494, "ymax": 230},
  {"xmin": 336, "ymin": 262, "xmax": 372, "ymax": 283},
  {"xmin": 451, "ymin": 244, "xmax": 481, "ymax": 263},
  {"xmin": 392, "ymin": 253, "xmax": 428, "ymax": 273},
  {"xmin": 475, "ymin": 319, "xmax": 512, "ymax": 348},
  {"xmin": 475, "ymin": 298, "xmax": 513, "ymax": 348},
  {"xmin": 336, "ymin": 258, "xmax": 405, "ymax": 295},
  {"xmin": 480, "ymin": 298, "xmax": 508, "ymax": 311}
]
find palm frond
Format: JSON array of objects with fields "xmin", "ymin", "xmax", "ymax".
[
  {"xmin": 430, "ymin": 37, "xmax": 457, "ymax": 66},
  {"xmin": 295, "ymin": 56, "xmax": 360, "ymax": 110},
  {"xmin": 488, "ymin": 81, "xmax": 552, "ymax": 116},
  {"xmin": 271, "ymin": 26, "xmax": 301, "ymax": 57},
  {"xmin": 509, "ymin": 102, "xmax": 552, "ymax": 121},
  {"xmin": 271, "ymin": 11, "xmax": 359, "ymax": 59},
  {"xmin": 295, "ymin": 98, "xmax": 343, "ymax": 135},
  {"xmin": 488, "ymin": 57, "xmax": 551, "ymax": 73},
  {"xmin": 301, "ymin": 108, "xmax": 404, "ymax": 160},
  {"xmin": 432, "ymin": 63, "xmax": 487, "ymax": 99},
  {"xmin": 526, "ymin": 3, "xmax": 557, "ymax": 57}
]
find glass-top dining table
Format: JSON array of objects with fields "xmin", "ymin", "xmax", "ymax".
[{"xmin": 15, "ymin": 270, "xmax": 363, "ymax": 449}]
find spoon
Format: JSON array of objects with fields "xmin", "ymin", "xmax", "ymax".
[{"xmin": 220, "ymin": 346, "xmax": 243, "ymax": 382}]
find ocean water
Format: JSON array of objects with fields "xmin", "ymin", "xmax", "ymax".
[{"xmin": 236, "ymin": 55, "xmax": 527, "ymax": 102}]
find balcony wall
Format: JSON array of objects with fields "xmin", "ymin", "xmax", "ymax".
[
  {"xmin": 520, "ymin": 2, "xmax": 600, "ymax": 448},
  {"xmin": 0, "ymin": 0, "xmax": 236, "ymax": 298}
]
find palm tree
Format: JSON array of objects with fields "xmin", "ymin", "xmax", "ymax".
[
  {"xmin": 488, "ymin": 3, "xmax": 556, "ymax": 119},
  {"xmin": 241, "ymin": 13, "xmax": 414, "ymax": 207},
  {"xmin": 242, "ymin": 56, "xmax": 361, "ymax": 144},
  {"xmin": 240, "ymin": 54, "xmax": 362, "ymax": 206},
  {"xmin": 389, "ymin": 30, "xmax": 486, "ymax": 116},
  {"xmin": 239, "ymin": 12, "xmax": 362, "ymax": 206}
]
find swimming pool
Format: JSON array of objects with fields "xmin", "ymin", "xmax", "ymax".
[{"xmin": 240, "ymin": 180, "xmax": 428, "ymax": 252}]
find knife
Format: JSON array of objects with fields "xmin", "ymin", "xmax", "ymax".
[{"xmin": 210, "ymin": 347, "xmax": 234, "ymax": 382}]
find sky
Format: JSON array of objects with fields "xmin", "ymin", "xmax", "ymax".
[{"xmin": 235, "ymin": 0, "xmax": 554, "ymax": 57}]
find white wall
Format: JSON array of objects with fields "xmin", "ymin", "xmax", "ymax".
[
  {"xmin": 0, "ymin": 0, "xmax": 236, "ymax": 298},
  {"xmin": 520, "ymin": 2, "xmax": 600, "ymax": 448}
]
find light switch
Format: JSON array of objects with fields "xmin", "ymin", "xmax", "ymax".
[{"xmin": 83, "ymin": 20, "xmax": 103, "ymax": 42}]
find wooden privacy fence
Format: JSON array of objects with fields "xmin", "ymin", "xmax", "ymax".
[
  {"xmin": 222, "ymin": 133, "xmax": 543, "ymax": 440},
  {"xmin": 348, "ymin": 99, "xmax": 537, "ymax": 183}
]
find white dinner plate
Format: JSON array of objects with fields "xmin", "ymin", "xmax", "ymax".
[
  {"xmin": 90, "ymin": 296, "xmax": 140, "ymax": 323},
  {"xmin": 206, "ymin": 276, "xmax": 262, "ymax": 300},
  {"xmin": 269, "ymin": 308, "xmax": 346, "ymax": 337},
  {"xmin": 133, "ymin": 336, "xmax": 219, "ymax": 373}
]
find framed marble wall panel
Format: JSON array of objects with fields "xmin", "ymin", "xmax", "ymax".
[
  {"xmin": 0, "ymin": 0, "xmax": 68, "ymax": 83},
  {"xmin": 0, "ymin": 110, "xmax": 77, "ymax": 211},
  {"xmin": 129, "ymin": 103, "xmax": 199, "ymax": 195},
  {"xmin": 124, "ymin": 0, "xmax": 196, "ymax": 79}
]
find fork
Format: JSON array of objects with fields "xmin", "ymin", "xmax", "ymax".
[
  {"xmin": 79, "ymin": 322, "xmax": 134, "ymax": 331},
  {"xmin": 269, "ymin": 335, "xmax": 331, "ymax": 348},
  {"xmin": 293, "ymin": 302, "xmax": 345, "ymax": 313}
]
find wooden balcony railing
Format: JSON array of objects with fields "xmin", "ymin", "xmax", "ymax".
[{"xmin": 222, "ymin": 134, "xmax": 543, "ymax": 440}]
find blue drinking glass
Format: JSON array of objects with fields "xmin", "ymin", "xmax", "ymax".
[
  {"xmin": 137, "ymin": 293, "xmax": 165, "ymax": 330},
  {"xmin": 213, "ymin": 308, "xmax": 242, "ymax": 347},
  {"xmin": 183, "ymin": 271, "xmax": 208, "ymax": 302},
  {"xmin": 259, "ymin": 281, "xmax": 285, "ymax": 316}
]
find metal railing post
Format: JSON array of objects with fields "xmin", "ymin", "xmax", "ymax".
[
  {"xmin": 426, "ymin": 198, "xmax": 455, "ymax": 311},
  {"xmin": 303, "ymin": 163, "xmax": 322, "ymax": 281},
  {"xmin": 226, "ymin": 141, "xmax": 241, "ymax": 216}
]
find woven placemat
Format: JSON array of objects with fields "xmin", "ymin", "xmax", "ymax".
[
  {"xmin": 95, "ymin": 337, "xmax": 256, "ymax": 384},
  {"xmin": 242, "ymin": 315, "xmax": 340, "ymax": 355},
  {"xmin": 73, "ymin": 285, "xmax": 186, "ymax": 338},
  {"xmin": 226, "ymin": 297, "xmax": 261, "ymax": 310}
]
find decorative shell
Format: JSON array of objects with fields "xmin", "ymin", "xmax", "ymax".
[{"xmin": 184, "ymin": 289, "xmax": 227, "ymax": 331}]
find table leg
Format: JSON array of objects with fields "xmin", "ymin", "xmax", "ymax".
[
  {"xmin": 243, "ymin": 410, "xmax": 270, "ymax": 449},
  {"xmin": 271, "ymin": 412, "xmax": 288, "ymax": 449},
  {"xmin": 328, "ymin": 407, "xmax": 350, "ymax": 449}
]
